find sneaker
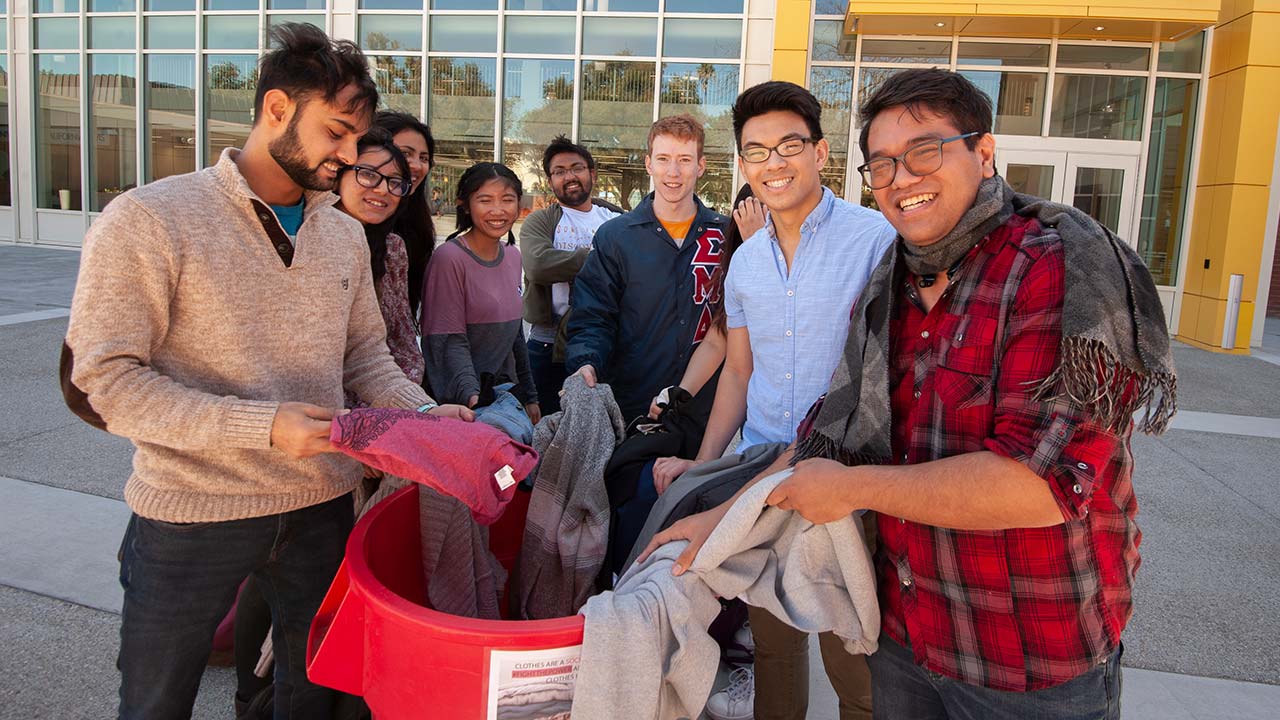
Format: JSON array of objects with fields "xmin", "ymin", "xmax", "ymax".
[
  {"xmin": 705, "ymin": 667, "xmax": 754, "ymax": 720},
  {"xmin": 722, "ymin": 620, "xmax": 755, "ymax": 667},
  {"xmin": 734, "ymin": 621, "xmax": 754, "ymax": 653}
]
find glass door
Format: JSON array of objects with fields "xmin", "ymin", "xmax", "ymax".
[
  {"xmin": 1064, "ymin": 153, "xmax": 1139, "ymax": 244},
  {"xmin": 997, "ymin": 150, "xmax": 1066, "ymax": 200}
]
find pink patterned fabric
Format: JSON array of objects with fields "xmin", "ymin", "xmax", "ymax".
[
  {"xmin": 331, "ymin": 408, "xmax": 538, "ymax": 525},
  {"xmin": 376, "ymin": 232, "xmax": 426, "ymax": 385}
]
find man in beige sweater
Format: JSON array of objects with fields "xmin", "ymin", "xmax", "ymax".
[{"xmin": 62, "ymin": 24, "xmax": 469, "ymax": 720}]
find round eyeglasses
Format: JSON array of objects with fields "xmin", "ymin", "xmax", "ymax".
[
  {"xmin": 350, "ymin": 165, "xmax": 412, "ymax": 197},
  {"xmin": 739, "ymin": 137, "xmax": 815, "ymax": 164},
  {"xmin": 856, "ymin": 132, "xmax": 979, "ymax": 190}
]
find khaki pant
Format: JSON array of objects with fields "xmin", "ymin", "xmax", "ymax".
[{"xmin": 748, "ymin": 605, "xmax": 873, "ymax": 720}]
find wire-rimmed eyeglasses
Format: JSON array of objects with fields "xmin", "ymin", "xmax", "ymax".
[{"xmin": 856, "ymin": 132, "xmax": 979, "ymax": 190}]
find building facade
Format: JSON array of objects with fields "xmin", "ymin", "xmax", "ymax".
[{"xmin": 2, "ymin": 1, "xmax": 1278, "ymax": 350}]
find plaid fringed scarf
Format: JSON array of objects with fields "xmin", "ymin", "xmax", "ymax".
[{"xmin": 794, "ymin": 175, "xmax": 1176, "ymax": 467}]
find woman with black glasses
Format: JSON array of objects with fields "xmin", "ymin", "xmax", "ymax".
[{"xmin": 334, "ymin": 126, "xmax": 423, "ymax": 395}]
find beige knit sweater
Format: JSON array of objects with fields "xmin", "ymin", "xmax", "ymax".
[{"xmin": 66, "ymin": 149, "xmax": 429, "ymax": 523}]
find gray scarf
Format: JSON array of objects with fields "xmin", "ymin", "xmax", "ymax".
[
  {"xmin": 793, "ymin": 175, "xmax": 1176, "ymax": 468},
  {"xmin": 900, "ymin": 177, "xmax": 1011, "ymax": 277}
]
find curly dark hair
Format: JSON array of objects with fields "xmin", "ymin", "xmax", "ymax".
[{"xmin": 255, "ymin": 23, "xmax": 378, "ymax": 121}]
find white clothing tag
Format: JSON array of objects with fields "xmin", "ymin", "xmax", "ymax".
[{"xmin": 495, "ymin": 465, "xmax": 517, "ymax": 491}]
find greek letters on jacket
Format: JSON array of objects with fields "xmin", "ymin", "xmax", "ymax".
[{"xmin": 690, "ymin": 227, "xmax": 725, "ymax": 344}]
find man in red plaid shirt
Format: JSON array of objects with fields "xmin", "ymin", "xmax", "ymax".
[{"xmin": 644, "ymin": 68, "xmax": 1175, "ymax": 719}]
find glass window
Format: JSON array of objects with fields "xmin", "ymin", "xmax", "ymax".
[
  {"xmin": 583, "ymin": 0, "xmax": 656, "ymax": 10},
  {"xmin": 660, "ymin": 63, "xmax": 738, "ymax": 211},
  {"xmin": 504, "ymin": 16, "xmax": 575, "ymax": 55},
  {"xmin": 663, "ymin": 19, "xmax": 741, "ymax": 59},
  {"xmin": 37, "ymin": 54, "xmax": 82, "ymax": 210},
  {"xmin": 432, "ymin": 0, "xmax": 496, "ymax": 8},
  {"xmin": 90, "ymin": 0, "xmax": 135, "ymax": 10},
  {"xmin": 809, "ymin": 66, "xmax": 854, "ymax": 199},
  {"xmin": 205, "ymin": 16, "xmax": 260, "ymax": 50},
  {"xmin": 267, "ymin": 14, "xmax": 324, "ymax": 40},
  {"xmin": 958, "ymin": 71, "xmax": 1046, "ymax": 136},
  {"xmin": 578, "ymin": 60, "xmax": 656, "ymax": 211},
  {"xmin": 811, "ymin": 20, "xmax": 853, "ymax": 62},
  {"xmin": 582, "ymin": 17, "xmax": 658, "ymax": 57},
  {"xmin": 269, "ymin": 0, "xmax": 325, "ymax": 8},
  {"xmin": 665, "ymin": 0, "xmax": 742, "ymax": 12},
  {"xmin": 360, "ymin": 0, "xmax": 420, "ymax": 8},
  {"xmin": 1005, "ymin": 164, "xmax": 1055, "ymax": 198},
  {"xmin": 371, "ymin": 55, "xmax": 422, "ymax": 115},
  {"xmin": 0, "ymin": 57, "xmax": 10, "ymax": 206},
  {"xmin": 146, "ymin": 54, "xmax": 197, "ymax": 183},
  {"xmin": 957, "ymin": 42, "xmax": 1049, "ymax": 68},
  {"xmin": 429, "ymin": 57, "xmax": 497, "ymax": 207},
  {"xmin": 206, "ymin": 54, "xmax": 259, "ymax": 165},
  {"xmin": 1158, "ymin": 32, "xmax": 1204, "ymax": 74},
  {"xmin": 147, "ymin": 16, "xmax": 196, "ymax": 49},
  {"xmin": 36, "ymin": 0, "xmax": 79, "ymax": 11},
  {"xmin": 1049, "ymin": 75, "xmax": 1146, "ymax": 141},
  {"xmin": 1138, "ymin": 77, "xmax": 1199, "ymax": 285},
  {"xmin": 813, "ymin": 0, "xmax": 846, "ymax": 14},
  {"xmin": 502, "ymin": 58, "xmax": 575, "ymax": 208},
  {"xmin": 430, "ymin": 15, "xmax": 497, "ymax": 54},
  {"xmin": 861, "ymin": 39, "xmax": 949, "ymax": 65},
  {"xmin": 360, "ymin": 15, "xmax": 423, "ymax": 52},
  {"xmin": 507, "ymin": 0, "xmax": 576, "ymax": 8},
  {"xmin": 146, "ymin": 0, "xmax": 194, "ymax": 10},
  {"xmin": 89, "ymin": 55, "xmax": 137, "ymax": 213},
  {"xmin": 205, "ymin": 0, "xmax": 259, "ymax": 9},
  {"xmin": 1056, "ymin": 44, "xmax": 1150, "ymax": 72},
  {"xmin": 90, "ymin": 17, "xmax": 136, "ymax": 49},
  {"xmin": 35, "ymin": 18, "xmax": 79, "ymax": 50},
  {"xmin": 857, "ymin": 66, "xmax": 898, "ymax": 111}
]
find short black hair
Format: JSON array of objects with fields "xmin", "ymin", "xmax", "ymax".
[
  {"xmin": 541, "ymin": 135, "xmax": 595, "ymax": 177},
  {"xmin": 255, "ymin": 23, "xmax": 379, "ymax": 123},
  {"xmin": 731, "ymin": 81, "xmax": 823, "ymax": 152},
  {"xmin": 857, "ymin": 69, "xmax": 992, "ymax": 162}
]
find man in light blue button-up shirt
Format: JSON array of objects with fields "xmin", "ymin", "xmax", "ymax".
[{"xmin": 649, "ymin": 80, "xmax": 894, "ymax": 720}]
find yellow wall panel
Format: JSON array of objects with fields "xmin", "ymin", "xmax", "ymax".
[
  {"xmin": 1183, "ymin": 186, "xmax": 1213, "ymax": 295},
  {"xmin": 1219, "ymin": 185, "xmax": 1272, "ymax": 298},
  {"xmin": 1231, "ymin": 68, "xmax": 1280, "ymax": 185},
  {"xmin": 1234, "ymin": 302, "xmax": 1256, "ymax": 350},
  {"xmin": 1196, "ymin": 75, "xmax": 1227, "ymax": 186},
  {"xmin": 1196, "ymin": 294, "xmax": 1227, "ymax": 345},
  {"xmin": 1243, "ymin": 10, "xmax": 1280, "ymax": 66},
  {"xmin": 1211, "ymin": 70, "xmax": 1246, "ymax": 185},
  {"xmin": 771, "ymin": 50, "xmax": 808, "ymax": 84},
  {"xmin": 974, "ymin": 5, "xmax": 1082, "ymax": 16},
  {"xmin": 1198, "ymin": 185, "xmax": 1230, "ymax": 299},
  {"xmin": 849, "ymin": 1, "xmax": 1222, "ymax": 23},
  {"xmin": 1178, "ymin": 293, "xmax": 1203, "ymax": 339},
  {"xmin": 774, "ymin": 1, "xmax": 812, "ymax": 51},
  {"xmin": 1209, "ymin": 14, "xmax": 1244, "ymax": 75}
]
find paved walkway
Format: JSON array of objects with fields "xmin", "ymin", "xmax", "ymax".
[{"xmin": 3, "ymin": 242, "xmax": 1279, "ymax": 718}]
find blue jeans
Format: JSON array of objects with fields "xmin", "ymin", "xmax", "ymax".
[
  {"xmin": 867, "ymin": 634, "xmax": 1122, "ymax": 720},
  {"xmin": 527, "ymin": 338, "xmax": 567, "ymax": 415},
  {"xmin": 117, "ymin": 494, "xmax": 353, "ymax": 720}
]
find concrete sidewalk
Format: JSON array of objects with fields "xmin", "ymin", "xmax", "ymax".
[{"xmin": 4, "ymin": 242, "xmax": 1279, "ymax": 718}]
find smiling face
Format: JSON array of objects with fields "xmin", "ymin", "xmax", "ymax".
[
  {"xmin": 865, "ymin": 104, "xmax": 995, "ymax": 248},
  {"xmin": 337, "ymin": 148, "xmax": 403, "ymax": 226},
  {"xmin": 548, "ymin": 151, "xmax": 595, "ymax": 210},
  {"xmin": 645, "ymin": 134, "xmax": 705, "ymax": 208},
  {"xmin": 465, "ymin": 177, "xmax": 521, "ymax": 243},
  {"xmin": 265, "ymin": 84, "xmax": 370, "ymax": 192},
  {"xmin": 392, "ymin": 128, "xmax": 432, "ymax": 193},
  {"xmin": 737, "ymin": 109, "xmax": 827, "ymax": 219}
]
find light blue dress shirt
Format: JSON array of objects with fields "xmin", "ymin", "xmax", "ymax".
[{"xmin": 724, "ymin": 187, "xmax": 896, "ymax": 449}]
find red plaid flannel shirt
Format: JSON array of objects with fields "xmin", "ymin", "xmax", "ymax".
[{"xmin": 800, "ymin": 214, "xmax": 1140, "ymax": 691}]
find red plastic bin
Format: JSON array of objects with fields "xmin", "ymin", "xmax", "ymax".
[{"xmin": 307, "ymin": 484, "xmax": 584, "ymax": 719}]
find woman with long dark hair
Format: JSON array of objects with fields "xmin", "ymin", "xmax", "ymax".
[
  {"xmin": 372, "ymin": 111, "xmax": 437, "ymax": 321},
  {"xmin": 422, "ymin": 162, "xmax": 540, "ymax": 439}
]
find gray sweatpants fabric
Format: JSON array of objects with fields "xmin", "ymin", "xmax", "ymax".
[{"xmin": 571, "ymin": 468, "xmax": 880, "ymax": 720}]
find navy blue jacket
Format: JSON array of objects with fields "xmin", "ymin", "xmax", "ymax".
[{"xmin": 565, "ymin": 193, "xmax": 729, "ymax": 420}]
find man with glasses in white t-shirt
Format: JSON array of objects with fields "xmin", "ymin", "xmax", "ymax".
[{"xmin": 519, "ymin": 135, "xmax": 623, "ymax": 414}]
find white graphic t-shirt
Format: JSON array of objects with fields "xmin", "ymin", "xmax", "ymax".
[{"xmin": 531, "ymin": 203, "xmax": 620, "ymax": 343}]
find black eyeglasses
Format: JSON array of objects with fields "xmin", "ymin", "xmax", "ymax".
[
  {"xmin": 550, "ymin": 163, "xmax": 589, "ymax": 180},
  {"xmin": 739, "ymin": 137, "xmax": 815, "ymax": 164},
  {"xmin": 857, "ymin": 132, "xmax": 979, "ymax": 190},
  {"xmin": 349, "ymin": 165, "xmax": 412, "ymax": 197}
]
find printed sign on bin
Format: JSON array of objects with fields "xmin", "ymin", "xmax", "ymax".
[{"xmin": 487, "ymin": 645, "xmax": 582, "ymax": 720}]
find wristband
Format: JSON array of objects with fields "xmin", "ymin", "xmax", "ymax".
[{"xmin": 417, "ymin": 402, "xmax": 438, "ymax": 414}]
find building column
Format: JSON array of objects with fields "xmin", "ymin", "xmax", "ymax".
[
  {"xmin": 771, "ymin": 0, "xmax": 811, "ymax": 84},
  {"xmin": 1178, "ymin": 0, "xmax": 1280, "ymax": 352}
]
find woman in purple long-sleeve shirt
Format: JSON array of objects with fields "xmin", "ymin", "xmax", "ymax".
[{"xmin": 422, "ymin": 162, "xmax": 540, "ymax": 426}]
